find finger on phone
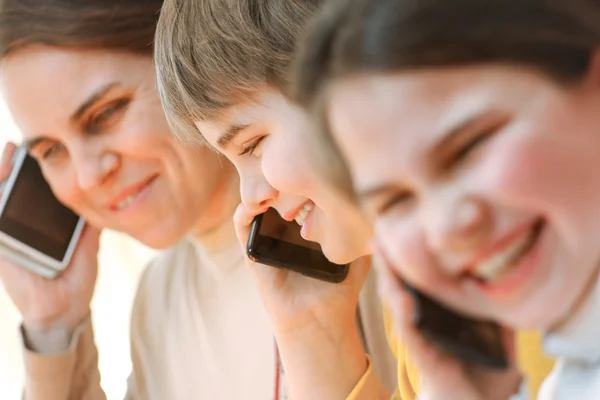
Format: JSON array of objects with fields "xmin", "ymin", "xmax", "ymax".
[
  {"xmin": 371, "ymin": 241, "xmax": 405, "ymax": 306},
  {"xmin": 381, "ymin": 277, "xmax": 469, "ymax": 393},
  {"xmin": 371, "ymin": 246, "xmax": 484, "ymax": 398},
  {"xmin": 0, "ymin": 142, "xmax": 17, "ymax": 182},
  {"xmin": 77, "ymin": 224, "xmax": 101, "ymax": 252},
  {"xmin": 371, "ymin": 242, "xmax": 447, "ymax": 366},
  {"xmin": 233, "ymin": 202, "xmax": 268, "ymax": 245},
  {"xmin": 0, "ymin": 255, "xmax": 29, "ymax": 286}
]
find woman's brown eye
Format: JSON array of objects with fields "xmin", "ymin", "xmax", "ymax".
[
  {"xmin": 95, "ymin": 105, "xmax": 118, "ymax": 124},
  {"xmin": 88, "ymin": 98, "xmax": 130, "ymax": 132}
]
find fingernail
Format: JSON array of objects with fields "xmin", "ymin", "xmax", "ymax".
[{"xmin": 0, "ymin": 146, "xmax": 10, "ymax": 165}]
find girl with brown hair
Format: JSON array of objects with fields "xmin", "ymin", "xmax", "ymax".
[{"xmin": 292, "ymin": 0, "xmax": 600, "ymax": 398}]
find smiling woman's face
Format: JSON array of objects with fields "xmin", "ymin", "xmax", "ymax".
[
  {"xmin": 196, "ymin": 89, "xmax": 371, "ymax": 264},
  {"xmin": 0, "ymin": 46, "xmax": 233, "ymax": 248},
  {"xmin": 326, "ymin": 65, "xmax": 600, "ymax": 329}
]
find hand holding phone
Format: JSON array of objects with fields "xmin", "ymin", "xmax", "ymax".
[
  {"xmin": 0, "ymin": 146, "xmax": 84, "ymax": 277},
  {"xmin": 0, "ymin": 143, "xmax": 99, "ymax": 349},
  {"xmin": 246, "ymin": 207, "xmax": 349, "ymax": 283},
  {"xmin": 374, "ymin": 244, "xmax": 523, "ymax": 400},
  {"xmin": 234, "ymin": 202, "xmax": 370, "ymax": 330},
  {"xmin": 235, "ymin": 201, "xmax": 374, "ymax": 399}
]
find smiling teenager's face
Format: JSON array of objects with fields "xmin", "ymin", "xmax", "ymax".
[
  {"xmin": 196, "ymin": 89, "xmax": 371, "ymax": 264},
  {"xmin": 0, "ymin": 46, "xmax": 234, "ymax": 248},
  {"xmin": 326, "ymin": 65, "xmax": 600, "ymax": 329}
]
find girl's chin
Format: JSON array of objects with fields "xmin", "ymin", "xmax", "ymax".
[{"xmin": 498, "ymin": 301, "xmax": 573, "ymax": 331}]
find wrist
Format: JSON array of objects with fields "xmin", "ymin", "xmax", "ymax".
[
  {"xmin": 275, "ymin": 314, "xmax": 369, "ymax": 398},
  {"xmin": 274, "ymin": 307, "xmax": 361, "ymax": 354},
  {"xmin": 271, "ymin": 296, "xmax": 359, "ymax": 335},
  {"xmin": 23, "ymin": 311, "xmax": 90, "ymax": 353}
]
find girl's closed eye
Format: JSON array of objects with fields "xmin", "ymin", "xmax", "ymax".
[
  {"xmin": 374, "ymin": 190, "xmax": 415, "ymax": 216},
  {"xmin": 451, "ymin": 131, "xmax": 494, "ymax": 167},
  {"xmin": 239, "ymin": 136, "xmax": 266, "ymax": 156},
  {"xmin": 447, "ymin": 118, "xmax": 507, "ymax": 169}
]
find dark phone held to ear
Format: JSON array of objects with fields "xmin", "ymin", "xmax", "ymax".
[{"xmin": 246, "ymin": 207, "xmax": 349, "ymax": 283}]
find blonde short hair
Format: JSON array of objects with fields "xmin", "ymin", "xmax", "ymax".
[{"xmin": 154, "ymin": 0, "xmax": 322, "ymax": 144}]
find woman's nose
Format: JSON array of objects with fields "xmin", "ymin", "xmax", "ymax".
[{"xmin": 74, "ymin": 151, "xmax": 119, "ymax": 191}]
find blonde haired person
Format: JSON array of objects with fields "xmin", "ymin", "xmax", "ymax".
[{"xmin": 154, "ymin": 0, "xmax": 554, "ymax": 399}]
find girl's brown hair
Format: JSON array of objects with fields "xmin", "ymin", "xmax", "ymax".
[
  {"xmin": 0, "ymin": 0, "xmax": 163, "ymax": 58},
  {"xmin": 290, "ymin": 0, "xmax": 600, "ymax": 198},
  {"xmin": 293, "ymin": 0, "xmax": 600, "ymax": 107}
]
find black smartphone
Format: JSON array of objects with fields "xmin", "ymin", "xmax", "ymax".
[
  {"xmin": 402, "ymin": 280, "xmax": 509, "ymax": 369},
  {"xmin": 246, "ymin": 207, "xmax": 349, "ymax": 283}
]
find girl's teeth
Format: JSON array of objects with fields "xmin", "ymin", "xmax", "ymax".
[
  {"xmin": 473, "ymin": 225, "xmax": 538, "ymax": 281},
  {"xmin": 116, "ymin": 192, "xmax": 139, "ymax": 210},
  {"xmin": 294, "ymin": 202, "xmax": 314, "ymax": 226}
]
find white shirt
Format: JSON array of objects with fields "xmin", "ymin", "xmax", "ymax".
[{"xmin": 538, "ymin": 273, "xmax": 600, "ymax": 399}]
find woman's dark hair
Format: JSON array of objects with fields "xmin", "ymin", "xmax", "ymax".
[
  {"xmin": 292, "ymin": 0, "xmax": 600, "ymax": 108},
  {"xmin": 0, "ymin": 0, "xmax": 163, "ymax": 59}
]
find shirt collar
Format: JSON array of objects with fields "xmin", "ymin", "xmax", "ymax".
[{"xmin": 543, "ymin": 273, "xmax": 600, "ymax": 363}]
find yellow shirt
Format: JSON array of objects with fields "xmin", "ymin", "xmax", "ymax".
[{"xmin": 349, "ymin": 308, "xmax": 555, "ymax": 399}]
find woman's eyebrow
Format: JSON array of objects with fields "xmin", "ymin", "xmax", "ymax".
[
  {"xmin": 70, "ymin": 82, "xmax": 121, "ymax": 122},
  {"xmin": 24, "ymin": 83, "xmax": 124, "ymax": 151}
]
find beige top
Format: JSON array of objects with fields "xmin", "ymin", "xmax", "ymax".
[{"xmin": 20, "ymin": 220, "xmax": 396, "ymax": 399}]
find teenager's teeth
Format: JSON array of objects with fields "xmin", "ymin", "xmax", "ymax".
[
  {"xmin": 115, "ymin": 191, "xmax": 140, "ymax": 210},
  {"xmin": 294, "ymin": 202, "xmax": 314, "ymax": 226},
  {"xmin": 473, "ymin": 225, "xmax": 539, "ymax": 281}
]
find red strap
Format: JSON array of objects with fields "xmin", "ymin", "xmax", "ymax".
[
  {"xmin": 274, "ymin": 340, "xmax": 289, "ymax": 400},
  {"xmin": 274, "ymin": 341, "xmax": 281, "ymax": 400}
]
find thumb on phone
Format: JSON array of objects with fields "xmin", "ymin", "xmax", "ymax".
[
  {"xmin": 233, "ymin": 202, "xmax": 268, "ymax": 249},
  {"xmin": 0, "ymin": 142, "xmax": 17, "ymax": 183}
]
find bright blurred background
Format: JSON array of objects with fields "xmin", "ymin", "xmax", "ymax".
[{"xmin": 0, "ymin": 97, "xmax": 156, "ymax": 399}]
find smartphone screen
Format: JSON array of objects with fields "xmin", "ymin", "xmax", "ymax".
[
  {"xmin": 402, "ymin": 281, "xmax": 509, "ymax": 369},
  {"xmin": 246, "ymin": 207, "xmax": 349, "ymax": 283},
  {"xmin": 0, "ymin": 153, "xmax": 80, "ymax": 261}
]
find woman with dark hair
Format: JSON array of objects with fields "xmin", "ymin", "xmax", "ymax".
[
  {"xmin": 292, "ymin": 0, "xmax": 600, "ymax": 398},
  {"xmin": 0, "ymin": 1, "xmax": 285, "ymax": 398}
]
